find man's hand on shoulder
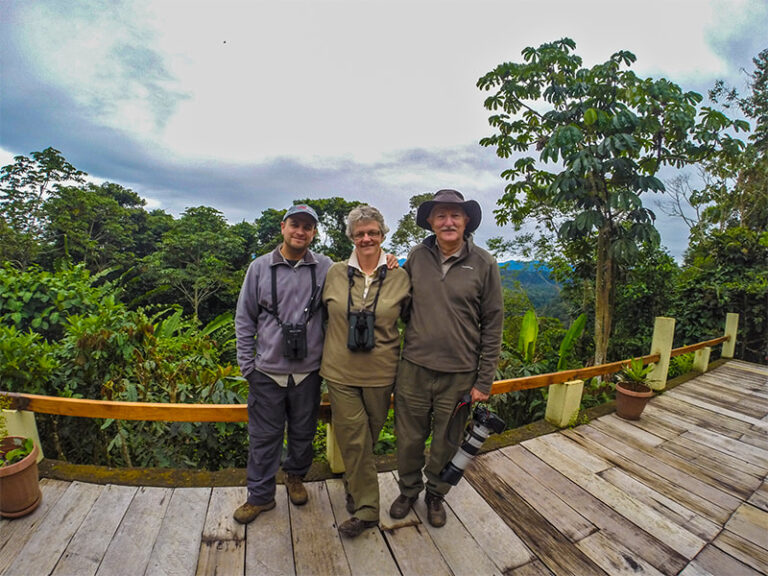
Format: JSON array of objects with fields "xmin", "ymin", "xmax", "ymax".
[{"xmin": 385, "ymin": 253, "xmax": 400, "ymax": 269}]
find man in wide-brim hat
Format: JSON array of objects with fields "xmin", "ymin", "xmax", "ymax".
[{"xmin": 389, "ymin": 189, "xmax": 503, "ymax": 528}]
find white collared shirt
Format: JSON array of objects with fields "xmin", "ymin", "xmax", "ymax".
[{"xmin": 348, "ymin": 249, "xmax": 387, "ymax": 300}]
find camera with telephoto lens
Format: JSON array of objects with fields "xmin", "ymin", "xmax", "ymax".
[
  {"xmin": 282, "ymin": 322, "xmax": 307, "ymax": 360},
  {"xmin": 440, "ymin": 401, "xmax": 506, "ymax": 485},
  {"xmin": 347, "ymin": 310, "xmax": 375, "ymax": 351}
]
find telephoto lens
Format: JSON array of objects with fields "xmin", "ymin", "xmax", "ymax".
[{"xmin": 440, "ymin": 403, "xmax": 505, "ymax": 485}]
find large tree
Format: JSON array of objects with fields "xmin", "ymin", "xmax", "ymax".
[
  {"xmin": 0, "ymin": 148, "xmax": 86, "ymax": 267},
  {"xmin": 477, "ymin": 38, "xmax": 747, "ymax": 366},
  {"xmin": 685, "ymin": 48, "xmax": 768, "ymax": 246},
  {"xmin": 670, "ymin": 49, "xmax": 768, "ymax": 363},
  {"xmin": 144, "ymin": 206, "xmax": 244, "ymax": 321},
  {"xmin": 43, "ymin": 182, "xmax": 143, "ymax": 271}
]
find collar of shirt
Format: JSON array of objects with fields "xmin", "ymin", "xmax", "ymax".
[
  {"xmin": 270, "ymin": 245, "xmax": 316, "ymax": 266},
  {"xmin": 349, "ymin": 248, "xmax": 386, "ymax": 300},
  {"xmin": 348, "ymin": 248, "xmax": 387, "ymax": 275},
  {"xmin": 436, "ymin": 240, "xmax": 467, "ymax": 278},
  {"xmin": 438, "ymin": 240, "xmax": 467, "ymax": 262}
]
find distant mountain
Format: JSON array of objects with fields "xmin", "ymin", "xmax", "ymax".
[
  {"xmin": 498, "ymin": 261, "xmax": 567, "ymax": 320},
  {"xmin": 498, "ymin": 260, "xmax": 553, "ymax": 286},
  {"xmin": 497, "ymin": 259, "xmax": 531, "ymax": 271}
]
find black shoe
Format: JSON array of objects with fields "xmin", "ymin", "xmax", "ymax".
[
  {"xmin": 425, "ymin": 492, "xmax": 446, "ymax": 527},
  {"xmin": 338, "ymin": 516, "xmax": 378, "ymax": 538},
  {"xmin": 389, "ymin": 493, "xmax": 417, "ymax": 519},
  {"xmin": 345, "ymin": 492, "xmax": 355, "ymax": 514}
]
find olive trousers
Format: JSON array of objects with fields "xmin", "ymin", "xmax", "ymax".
[
  {"xmin": 394, "ymin": 358, "xmax": 475, "ymax": 497},
  {"xmin": 327, "ymin": 380, "xmax": 394, "ymax": 522}
]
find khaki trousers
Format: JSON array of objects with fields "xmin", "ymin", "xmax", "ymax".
[
  {"xmin": 328, "ymin": 380, "xmax": 394, "ymax": 522},
  {"xmin": 394, "ymin": 358, "xmax": 474, "ymax": 497}
]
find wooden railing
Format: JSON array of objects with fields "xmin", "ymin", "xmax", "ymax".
[{"xmin": 0, "ymin": 329, "xmax": 733, "ymax": 424}]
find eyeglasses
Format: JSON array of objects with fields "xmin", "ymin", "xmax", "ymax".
[{"xmin": 352, "ymin": 230, "xmax": 382, "ymax": 240}]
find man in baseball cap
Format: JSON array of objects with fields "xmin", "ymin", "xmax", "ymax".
[{"xmin": 234, "ymin": 204, "xmax": 330, "ymax": 523}]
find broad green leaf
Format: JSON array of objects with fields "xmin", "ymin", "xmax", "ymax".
[{"xmin": 518, "ymin": 309, "xmax": 539, "ymax": 363}]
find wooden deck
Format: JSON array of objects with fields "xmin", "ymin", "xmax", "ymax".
[{"xmin": 1, "ymin": 360, "xmax": 766, "ymax": 575}]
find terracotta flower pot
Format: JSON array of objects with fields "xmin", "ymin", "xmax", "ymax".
[
  {"xmin": 615, "ymin": 381, "xmax": 654, "ymax": 420},
  {"xmin": 0, "ymin": 436, "xmax": 42, "ymax": 518}
]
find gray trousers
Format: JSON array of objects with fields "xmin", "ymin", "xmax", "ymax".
[
  {"xmin": 394, "ymin": 358, "xmax": 475, "ymax": 497},
  {"xmin": 246, "ymin": 370, "xmax": 321, "ymax": 505}
]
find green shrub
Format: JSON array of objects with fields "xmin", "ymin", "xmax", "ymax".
[
  {"xmin": 0, "ymin": 263, "xmax": 114, "ymax": 341},
  {"xmin": 0, "ymin": 325, "xmax": 58, "ymax": 394},
  {"xmin": 668, "ymin": 352, "xmax": 695, "ymax": 379}
]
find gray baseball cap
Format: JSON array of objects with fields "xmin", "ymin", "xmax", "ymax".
[{"xmin": 283, "ymin": 204, "xmax": 319, "ymax": 223}]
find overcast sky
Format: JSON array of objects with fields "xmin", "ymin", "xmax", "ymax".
[{"xmin": 1, "ymin": 0, "xmax": 766, "ymax": 259}]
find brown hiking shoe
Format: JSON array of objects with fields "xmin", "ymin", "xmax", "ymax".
[
  {"xmin": 425, "ymin": 492, "xmax": 446, "ymax": 527},
  {"xmin": 285, "ymin": 474, "xmax": 308, "ymax": 506},
  {"xmin": 233, "ymin": 500, "xmax": 276, "ymax": 524},
  {"xmin": 338, "ymin": 516, "xmax": 378, "ymax": 538},
  {"xmin": 389, "ymin": 493, "xmax": 417, "ymax": 519}
]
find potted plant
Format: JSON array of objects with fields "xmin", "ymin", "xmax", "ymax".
[
  {"xmin": 0, "ymin": 395, "xmax": 42, "ymax": 518},
  {"xmin": 614, "ymin": 358, "xmax": 655, "ymax": 420}
]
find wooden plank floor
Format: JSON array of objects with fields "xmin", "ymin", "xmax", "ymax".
[{"xmin": 1, "ymin": 360, "xmax": 766, "ymax": 575}]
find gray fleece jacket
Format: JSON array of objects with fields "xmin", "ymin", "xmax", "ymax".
[{"xmin": 235, "ymin": 246, "xmax": 332, "ymax": 377}]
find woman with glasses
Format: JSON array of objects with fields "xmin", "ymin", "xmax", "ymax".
[{"xmin": 320, "ymin": 205, "xmax": 411, "ymax": 538}]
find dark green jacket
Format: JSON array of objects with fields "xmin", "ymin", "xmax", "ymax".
[{"xmin": 402, "ymin": 235, "xmax": 503, "ymax": 394}]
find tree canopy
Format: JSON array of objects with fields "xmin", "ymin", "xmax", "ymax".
[{"xmin": 477, "ymin": 37, "xmax": 748, "ymax": 365}]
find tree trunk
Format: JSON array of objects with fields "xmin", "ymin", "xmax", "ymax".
[
  {"xmin": 193, "ymin": 285, "xmax": 200, "ymax": 324},
  {"xmin": 593, "ymin": 227, "xmax": 615, "ymax": 367}
]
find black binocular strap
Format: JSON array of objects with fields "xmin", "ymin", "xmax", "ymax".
[
  {"xmin": 269, "ymin": 263, "xmax": 318, "ymax": 326},
  {"xmin": 346, "ymin": 265, "xmax": 386, "ymax": 317}
]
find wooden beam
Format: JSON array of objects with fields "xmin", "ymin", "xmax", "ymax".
[
  {"xmin": 491, "ymin": 353, "xmax": 661, "ymax": 395},
  {"xmin": 0, "ymin": 392, "xmax": 248, "ymax": 422},
  {"xmin": 670, "ymin": 336, "xmax": 728, "ymax": 358}
]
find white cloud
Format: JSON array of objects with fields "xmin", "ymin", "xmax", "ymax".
[{"xmin": 10, "ymin": 0, "xmax": 760, "ymax": 165}]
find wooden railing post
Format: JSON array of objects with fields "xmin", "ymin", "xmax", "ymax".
[
  {"xmin": 1, "ymin": 409, "xmax": 44, "ymax": 463},
  {"xmin": 647, "ymin": 316, "xmax": 675, "ymax": 391},
  {"xmin": 721, "ymin": 313, "xmax": 739, "ymax": 359},
  {"xmin": 326, "ymin": 423, "xmax": 345, "ymax": 474},
  {"xmin": 545, "ymin": 379, "xmax": 584, "ymax": 428},
  {"xmin": 693, "ymin": 347, "xmax": 711, "ymax": 373}
]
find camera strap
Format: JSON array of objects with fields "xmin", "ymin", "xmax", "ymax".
[
  {"xmin": 266, "ymin": 263, "xmax": 318, "ymax": 327},
  {"xmin": 346, "ymin": 265, "xmax": 386, "ymax": 318}
]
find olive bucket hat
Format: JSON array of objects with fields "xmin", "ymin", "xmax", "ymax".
[{"xmin": 415, "ymin": 189, "xmax": 482, "ymax": 234}]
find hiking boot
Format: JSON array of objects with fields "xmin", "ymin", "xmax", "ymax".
[
  {"xmin": 345, "ymin": 492, "xmax": 355, "ymax": 514},
  {"xmin": 389, "ymin": 493, "xmax": 417, "ymax": 519},
  {"xmin": 285, "ymin": 474, "xmax": 308, "ymax": 506},
  {"xmin": 425, "ymin": 492, "xmax": 446, "ymax": 527},
  {"xmin": 338, "ymin": 516, "xmax": 378, "ymax": 538},
  {"xmin": 233, "ymin": 500, "xmax": 276, "ymax": 524}
]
